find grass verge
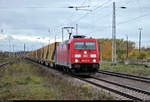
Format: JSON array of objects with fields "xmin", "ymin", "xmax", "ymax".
[
  {"xmin": 100, "ymin": 61, "xmax": 150, "ymax": 77},
  {"xmin": 0, "ymin": 59, "xmax": 114, "ymax": 100},
  {"xmin": 0, "ymin": 54, "xmax": 14, "ymax": 64}
]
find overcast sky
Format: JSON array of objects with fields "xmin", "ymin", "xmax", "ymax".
[{"xmin": 0, "ymin": 0, "xmax": 150, "ymax": 52}]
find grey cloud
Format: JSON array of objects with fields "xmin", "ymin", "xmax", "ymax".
[{"xmin": 0, "ymin": 0, "xmax": 150, "ymax": 51}]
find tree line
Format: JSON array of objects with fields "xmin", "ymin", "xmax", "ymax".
[{"xmin": 97, "ymin": 38, "xmax": 150, "ymax": 61}]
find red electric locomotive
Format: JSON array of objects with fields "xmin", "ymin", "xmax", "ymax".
[{"xmin": 56, "ymin": 35, "xmax": 99, "ymax": 75}]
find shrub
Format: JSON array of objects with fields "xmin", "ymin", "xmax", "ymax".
[
  {"xmin": 137, "ymin": 51, "xmax": 147, "ymax": 59},
  {"xmin": 129, "ymin": 50, "xmax": 147, "ymax": 60}
]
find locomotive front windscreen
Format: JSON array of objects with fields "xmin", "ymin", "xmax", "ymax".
[{"xmin": 74, "ymin": 41, "xmax": 96, "ymax": 50}]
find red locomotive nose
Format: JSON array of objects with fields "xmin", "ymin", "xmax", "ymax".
[
  {"xmin": 56, "ymin": 35, "xmax": 99, "ymax": 75},
  {"xmin": 73, "ymin": 48, "xmax": 98, "ymax": 63}
]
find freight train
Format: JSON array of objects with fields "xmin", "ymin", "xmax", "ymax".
[{"xmin": 26, "ymin": 35, "xmax": 100, "ymax": 75}]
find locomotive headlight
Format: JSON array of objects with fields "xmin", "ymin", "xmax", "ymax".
[
  {"xmin": 75, "ymin": 54, "xmax": 81, "ymax": 58},
  {"xmin": 90, "ymin": 54, "xmax": 96, "ymax": 58},
  {"xmin": 75, "ymin": 59, "xmax": 79, "ymax": 63},
  {"xmin": 84, "ymin": 51, "xmax": 87, "ymax": 54},
  {"xmin": 93, "ymin": 59, "xmax": 96, "ymax": 62}
]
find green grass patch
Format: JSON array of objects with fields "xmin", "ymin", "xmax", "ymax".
[
  {"xmin": 100, "ymin": 61, "xmax": 150, "ymax": 77},
  {"xmin": 0, "ymin": 54, "xmax": 15, "ymax": 64},
  {"xmin": 0, "ymin": 59, "xmax": 114, "ymax": 100}
]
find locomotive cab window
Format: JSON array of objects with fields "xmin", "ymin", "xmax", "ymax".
[{"xmin": 74, "ymin": 41, "xmax": 96, "ymax": 50}]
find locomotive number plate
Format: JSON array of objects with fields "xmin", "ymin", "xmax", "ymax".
[
  {"xmin": 83, "ymin": 54, "xmax": 88, "ymax": 57},
  {"xmin": 82, "ymin": 60, "xmax": 89, "ymax": 62}
]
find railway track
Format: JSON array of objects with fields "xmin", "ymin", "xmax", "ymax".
[
  {"xmin": 74, "ymin": 76, "xmax": 145, "ymax": 101},
  {"xmin": 71, "ymin": 73, "xmax": 150, "ymax": 101},
  {"xmin": 90, "ymin": 76, "xmax": 150, "ymax": 101},
  {"xmin": 98, "ymin": 70, "xmax": 150, "ymax": 83},
  {"xmin": 0, "ymin": 62, "xmax": 12, "ymax": 68},
  {"xmin": 26, "ymin": 59, "xmax": 150, "ymax": 101},
  {"xmin": 0, "ymin": 61, "xmax": 15, "ymax": 68}
]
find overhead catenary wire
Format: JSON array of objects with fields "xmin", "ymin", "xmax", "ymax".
[
  {"xmin": 1, "ymin": 0, "xmax": 150, "ymax": 51},
  {"xmin": 1, "ymin": 0, "xmax": 149, "ymax": 40},
  {"xmin": 70, "ymin": 0, "xmax": 135, "ymax": 30},
  {"xmin": 3, "ymin": 8, "xmax": 150, "ymax": 32},
  {"xmin": 117, "ymin": 12, "xmax": 150, "ymax": 25},
  {"xmin": 67, "ymin": 0, "xmax": 114, "ymax": 25},
  {"xmin": 4, "ymin": 0, "xmax": 120, "ymax": 34},
  {"xmin": 58, "ymin": 0, "xmax": 113, "ymax": 26},
  {"xmin": 58, "ymin": 0, "xmax": 134, "ymax": 30},
  {"xmin": 69, "ymin": 0, "xmax": 136, "ymax": 27},
  {"xmin": 70, "ymin": 0, "xmax": 144, "ymax": 27}
]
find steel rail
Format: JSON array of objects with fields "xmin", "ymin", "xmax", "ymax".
[
  {"xmin": 73, "ymin": 75, "xmax": 143, "ymax": 101},
  {"xmin": 99, "ymin": 70, "xmax": 150, "ymax": 80},
  {"xmin": 0, "ymin": 62, "xmax": 10, "ymax": 67},
  {"xmin": 91, "ymin": 76, "xmax": 150, "ymax": 95},
  {"xmin": 98, "ymin": 70, "xmax": 150, "ymax": 83},
  {"xmin": 0, "ymin": 61, "xmax": 15, "ymax": 68}
]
